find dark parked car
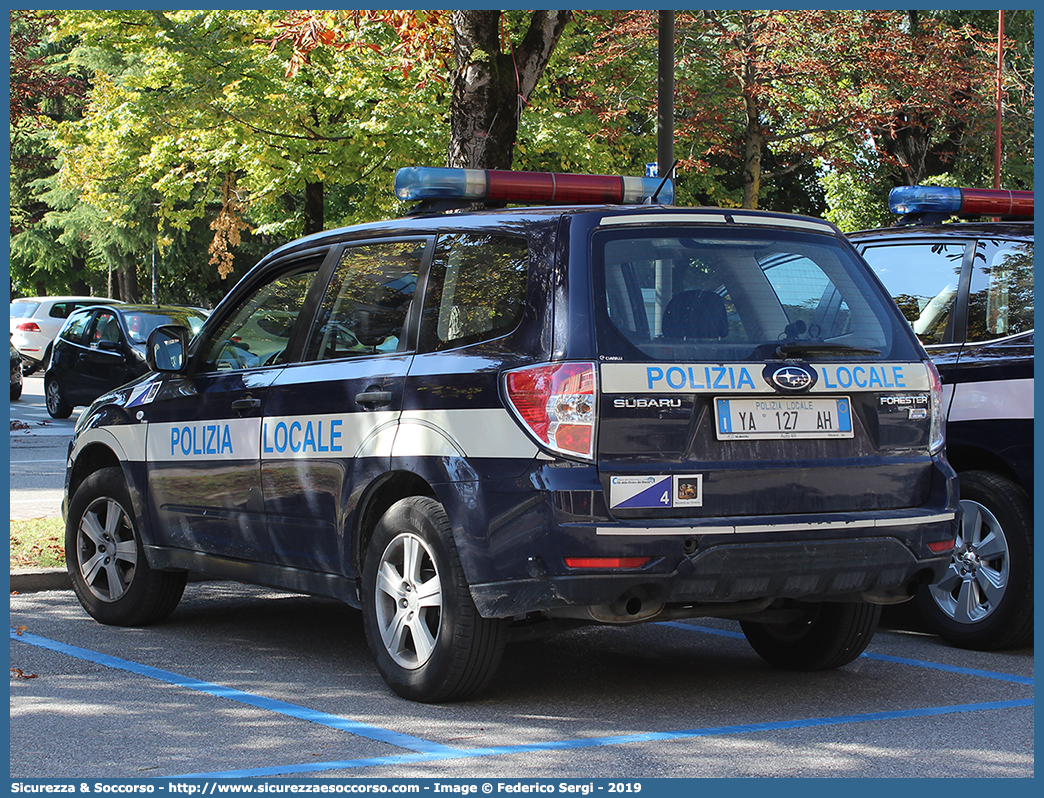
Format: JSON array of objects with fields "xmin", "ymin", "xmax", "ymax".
[
  {"xmin": 11, "ymin": 338, "xmax": 24, "ymax": 400},
  {"xmin": 850, "ymin": 186, "xmax": 1033, "ymax": 651},
  {"xmin": 44, "ymin": 304, "xmax": 207, "ymax": 418}
]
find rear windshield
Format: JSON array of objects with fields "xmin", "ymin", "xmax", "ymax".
[
  {"xmin": 123, "ymin": 311, "xmax": 207, "ymax": 344},
  {"xmin": 10, "ymin": 302, "xmax": 40, "ymax": 319},
  {"xmin": 594, "ymin": 226, "xmax": 920, "ymax": 363}
]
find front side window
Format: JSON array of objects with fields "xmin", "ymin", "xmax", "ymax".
[
  {"xmin": 200, "ymin": 264, "xmax": 318, "ymax": 371},
  {"xmin": 859, "ymin": 241, "xmax": 968, "ymax": 346},
  {"xmin": 59, "ymin": 312, "xmax": 92, "ymax": 345},
  {"xmin": 305, "ymin": 239, "xmax": 426, "ymax": 361},
  {"xmin": 89, "ymin": 311, "xmax": 122, "ymax": 346},
  {"xmin": 598, "ymin": 227, "xmax": 907, "ymax": 362},
  {"xmin": 967, "ymin": 238, "xmax": 1033, "ymax": 342},
  {"xmin": 419, "ymin": 233, "xmax": 529, "ymax": 351}
]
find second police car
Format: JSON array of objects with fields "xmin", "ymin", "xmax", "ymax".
[
  {"xmin": 64, "ymin": 168, "xmax": 959, "ymax": 702},
  {"xmin": 851, "ymin": 186, "xmax": 1033, "ymax": 651}
]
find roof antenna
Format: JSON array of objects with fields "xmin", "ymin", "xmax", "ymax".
[{"xmin": 648, "ymin": 159, "xmax": 679, "ymax": 204}]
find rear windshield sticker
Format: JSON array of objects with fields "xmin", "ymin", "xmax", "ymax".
[{"xmin": 601, "ymin": 362, "xmax": 928, "ymax": 394}]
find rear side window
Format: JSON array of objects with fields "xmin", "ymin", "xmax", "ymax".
[
  {"xmin": 967, "ymin": 238, "xmax": 1033, "ymax": 342},
  {"xmin": 859, "ymin": 241, "xmax": 968, "ymax": 345},
  {"xmin": 597, "ymin": 227, "xmax": 909, "ymax": 362},
  {"xmin": 419, "ymin": 233, "xmax": 529, "ymax": 351},
  {"xmin": 49, "ymin": 303, "xmax": 74, "ymax": 319}
]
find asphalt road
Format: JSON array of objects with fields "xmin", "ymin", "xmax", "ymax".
[
  {"xmin": 9, "ymin": 582, "xmax": 1034, "ymax": 780},
  {"xmin": 7, "ymin": 374, "xmax": 1034, "ymax": 782},
  {"xmin": 9, "ymin": 374, "xmax": 80, "ymax": 520}
]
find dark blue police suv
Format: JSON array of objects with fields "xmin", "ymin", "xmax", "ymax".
[
  {"xmin": 851, "ymin": 186, "xmax": 1033, "ymax": 652},
  {"xmin": 63, "ymin": 168, "xmax": 959, "ymax": 702}
]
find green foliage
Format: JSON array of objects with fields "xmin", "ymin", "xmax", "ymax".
[{"xmin": 8, "ymin": 9, "xmax": 1034, "ymax": 305}]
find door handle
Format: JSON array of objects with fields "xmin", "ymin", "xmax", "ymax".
[
  {"xmin": 355, "ymin": 390, "xmax": 393, "ymax": 408},
  {"xmin": 231, "ymin": 395, "xmax": 262, "ymax": 412}
]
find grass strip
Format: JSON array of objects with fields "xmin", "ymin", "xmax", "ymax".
[{"xmin": 10, "ymin": 517, "xmax": 65, "ymax": 569}]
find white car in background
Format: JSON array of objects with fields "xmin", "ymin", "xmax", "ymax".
[{"xmin": 10, "ymin": 295, "xmax": 122, "ymax": 373}]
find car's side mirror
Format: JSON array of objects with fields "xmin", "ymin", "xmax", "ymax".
[{"xmin": 146, "ymin": 325, "xmax": 190, "ymax": 372}]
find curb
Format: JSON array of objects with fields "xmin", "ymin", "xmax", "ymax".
[
  {"xmin": 9, "ymin": 567, "xmax": 71, "ymax": 593},
  {"xmin": 9, "ymin": 568, "xmax": 211, "ymax": 593}
]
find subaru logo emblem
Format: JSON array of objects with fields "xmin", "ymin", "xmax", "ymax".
[{"xmin": 769, "ymin": 365, "xmax": 815, "ymax": 392}]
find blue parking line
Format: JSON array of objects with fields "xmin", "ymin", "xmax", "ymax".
[
  {"xmin": 9, "ymin": 628, "xmax": 459, "ymax": 756},
  {"xmin": 177, "ymin": 698, "xmax": 1034, "ymax": 778},
  {"xmin": 12, "ymin": 624, "xmax": 1033, "ymax": 781},
  {"xmin": 657, "ymin": 621, "xmax": 1034, "ymax": 685},
  {"xmin": 861, "ymin": 652, "xmax": 1034, "ymax": 685}
]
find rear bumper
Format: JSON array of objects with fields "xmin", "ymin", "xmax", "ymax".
[{"xmin": 469, "ymin": 510, "xmax": 957, "ymax": 618}]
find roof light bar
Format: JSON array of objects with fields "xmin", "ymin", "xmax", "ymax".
[
  {"xmin": 889, "ymin": 186, "xmax": 1033, "ymax": 219},
  {"xmin": 395, "ymin": 167, "xmax": 674, "ymax": 206}
]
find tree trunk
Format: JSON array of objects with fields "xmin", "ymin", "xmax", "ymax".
[
  {"xmin": 69, "ymin": 257, "xmax": 89, "ymax": 296},
  {"xmin": 116, "ymin": 260, "xmax": 140, "ymax": 303},
  {"xmin": 448, "ymin": 10, "xmax": 572, "ymax": 170},
  {"xmin": 303, "ymin": 179, "xmax": 324, "ymax": 236},
  {"xmin": 738, "ymin": 34, "xmax": 762, "ymax": 210},
  {"xmin": 741, "ymin": 104, "xmax": 763, "ymax": 210}
]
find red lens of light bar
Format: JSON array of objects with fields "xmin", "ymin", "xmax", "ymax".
[
  {"xmin": 961, "ymin": 189, "xmax": 1034, "ymax": 217},
  {"xmin": 564, "ymin": 557, "xmax": 651, "ymax": 569},
  {"xmin": 486, "ymin": 170, "xmax": 625, "ymax": 205}
]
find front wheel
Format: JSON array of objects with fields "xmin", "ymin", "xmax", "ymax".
[
  {"xmin": 66, "ymin": 467, "xmax": 186, "ymax": 626},
  {"xmin": 361, "ymin": 496, "xmax": 507, "ymax": 702},
  {"xmin": 741, "ymin": 601, "xmax": 881, "ymax": 670},
  {"xmin": 45, "ymin": 376, "xmax": 72, "ymax": 419},
  {"xmin": 913, "ymin": 470, "xmax": 1032, "ymax": 650}
]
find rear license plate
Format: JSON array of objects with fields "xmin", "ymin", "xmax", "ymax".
[{"xmin": 715, "ymin": 397, "xmax": 853, "ymax": 440}]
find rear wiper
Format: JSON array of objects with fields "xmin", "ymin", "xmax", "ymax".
[{"xmin": 773, "ymin": 341, "xmax": 882, "ymax": 359}]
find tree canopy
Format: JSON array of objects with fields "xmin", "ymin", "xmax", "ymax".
[{"xmin": 8, "ymin": 9, "xmax": 1033, "ymax": 305}]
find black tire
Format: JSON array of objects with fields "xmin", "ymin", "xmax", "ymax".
[
  {"xmin": 361, "ymin": 496, "xmax": 507, "ymax": 702},
  {"xmin": 11, "ymin": 382, "xmax": 22, "ymax": 401},
  {"xmin": 45, "ymin": 376, "xmax": 73, "ymax": 419},
  {"xmin": 913, "ymin": 470, "xmax": 1033, "ymax": 650},
  {"xmin": 65, "ymin": 467, "xmax": 187, "ymax": 626},
  {"xmin": 741, "ymin": 601, "xmax": 881, "ymax": 671}
]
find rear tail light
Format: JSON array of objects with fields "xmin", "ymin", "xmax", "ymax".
[
  {"xmin": 927, "ymin": 360, "xmax": 945, "ymax": 455},
  {"xmin": 15, "ymin": 322, "xmax": 41, "ymax": 333},
  {"xmin": 503, "ymin": 362, "xmax": 597, "ymax": 461}
]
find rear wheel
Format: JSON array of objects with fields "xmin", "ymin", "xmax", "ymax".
[
  {"xmin": 741, "ymin": 601, "xmax": 881, "ymax": 670},
  {"xmin": 45, "ymin": 376, "xmax": 72, "ymax": 419},
  {"xmin": 913, "ymin": 470, "xmax": 1032, "ymax": 650},
  {"xmin": 66, "ymin": 467, "xmax": 186, "ymax": 626},
  {"xmin": 362, "ymin": 496, "xmax": 507, "ymax": 702}
]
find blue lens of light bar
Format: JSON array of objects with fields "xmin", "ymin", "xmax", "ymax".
[
  {"xmin": 888, "ymin": 186, "xmax": 962, "ymax": 215},
  {"xmin": 395, "ymin": 167, "xmax": 484, "ymax": 201}
]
